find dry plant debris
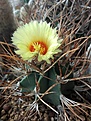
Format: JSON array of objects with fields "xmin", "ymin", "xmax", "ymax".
[{"xmin": 0, "ymin": 0, "xmax": 91, "ymax": 121}]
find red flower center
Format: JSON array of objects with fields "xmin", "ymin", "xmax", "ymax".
[{"xmin": 29, "ymin": 41, "xmax": 48, "ymax": 55}]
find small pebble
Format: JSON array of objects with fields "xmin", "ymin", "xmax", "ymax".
[
  {"xmin": 44, "ymin": 112, "xmax": 48, "ymax": 117},
  {"xmin": 51, "ymin": 117, "xmax": 54, "ymax": 121},
  {"xmin": 1, "ymin": 114, "xmax": 7, "ymax": 120},
  {"xmin": 3, "ymin": 104, "xmax": 11, "ymax": 112},
  {"xmin": 14, "ymin": 114, "xmax": 18, "ymax": 120},
  {"xmin": 44, "ymin": 113, "xmax": 49, "ymax": 121},
  {"xmin": 1, "ymin": 109, "xmax": 6, "ymax": 116}
]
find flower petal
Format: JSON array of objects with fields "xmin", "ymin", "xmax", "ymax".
[{"xmin": 12, "ymin": 21, "xmax": 62, "ymax": 63}]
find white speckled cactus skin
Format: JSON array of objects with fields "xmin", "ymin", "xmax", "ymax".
[{"xmin": 0, "ymin": 0, "xmax": 16, "ymax": 42}]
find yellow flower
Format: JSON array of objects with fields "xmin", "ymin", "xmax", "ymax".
[{"xmin": 12, "ymin": 21, "xmax": 62, "ymax": 63}]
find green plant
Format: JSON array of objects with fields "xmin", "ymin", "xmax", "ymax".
[{"xmin": 1, "ymin": 0, "xmax": 91, "ymax": 121}]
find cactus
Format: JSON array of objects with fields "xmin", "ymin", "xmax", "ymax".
[
  {"xmin": 0, "ymin": 0, "xmax": 16, "ymax": 42},
  {"xmin": 0, "ymin": 0, "xmax": 91, "ymax": 120}
]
